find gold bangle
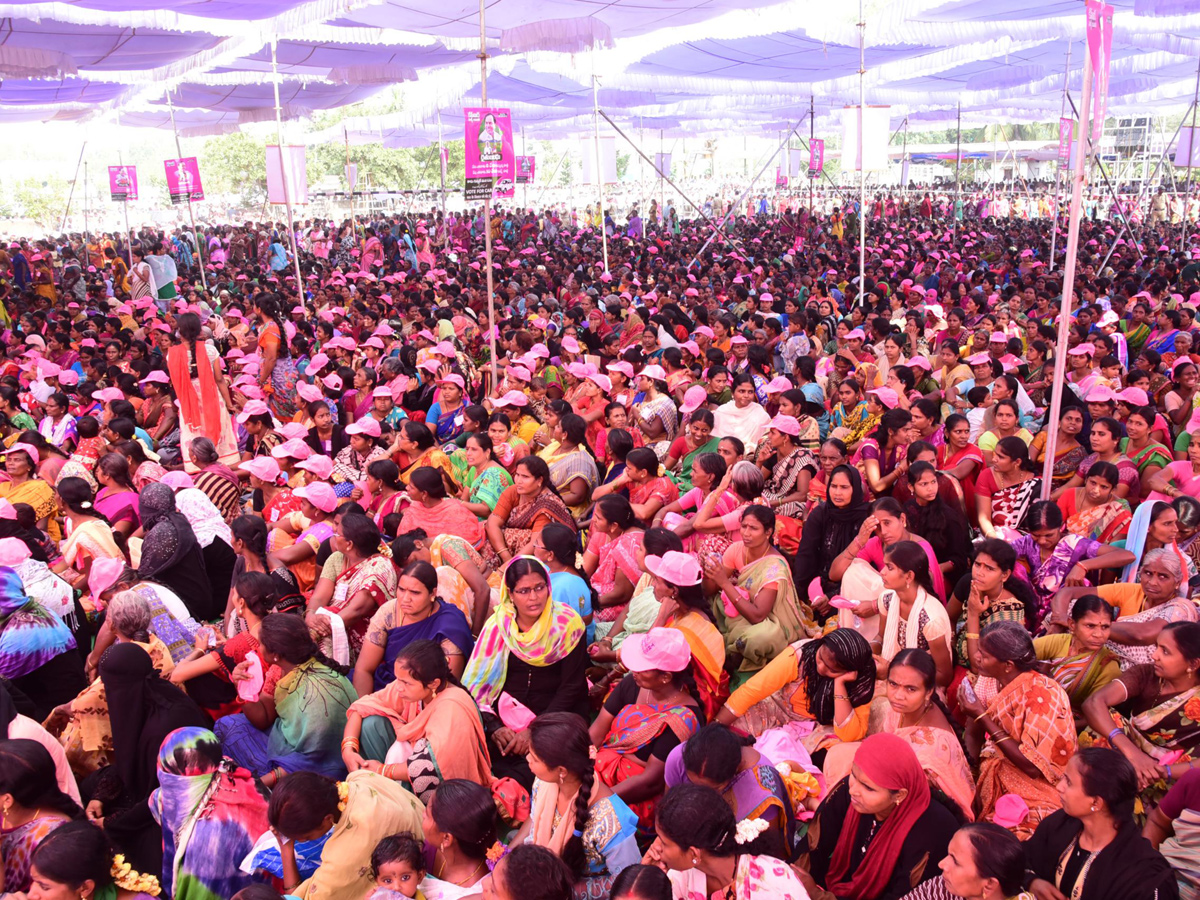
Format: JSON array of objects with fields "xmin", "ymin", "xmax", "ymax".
[
  {"xmin": 834, "ymin": 694, "xmax": 850, "ymax": 701},
  {"xmin": 995, "ymin": 734, "xmax": 1015, "ymax": 745},
  {"xmin": 341, "ymin": 738, "xmax": 359, "ymax": 750},
  {"xmin": 964, "ymin": 632, "xmax": 980, "ymax": 640}
]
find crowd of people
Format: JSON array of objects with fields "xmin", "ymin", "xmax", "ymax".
[{"xmin": 4, "ymin": 188, "xmax": 1200, "ymax": 900}]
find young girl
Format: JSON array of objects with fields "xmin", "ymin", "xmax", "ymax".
[{"xmin": 368, "ymin": 833, "xmax": 427, "ymax": 900}]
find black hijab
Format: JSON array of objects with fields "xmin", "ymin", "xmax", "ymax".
[
  {"xmin": 100, "ymin": 643, "xmax": 209, "ymax": 799},
  {"xmin": 792, "ymin": 464, "xmax": 871, "ymax": 596},
  {"xmin": 137, "ymin": 483, "xmax": 214, "ymax": 618}
]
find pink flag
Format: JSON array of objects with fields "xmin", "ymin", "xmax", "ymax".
[{"xmin": 1086, "ymin": 0, "xmax": 1114, "ymax": 142}]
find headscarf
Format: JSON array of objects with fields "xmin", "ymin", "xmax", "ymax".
[
  {"xmin": 152, "ymin": 726, "xmax": 270, "ymax": 900},
  {"xmin": 1120, "ymin": 500, "xmax": 1189, "ymax": 584},
  {"xmin": 819, "ymin": 464, "xmax": 871, "ymax": 559},
  {"xmin": 461, "ymin": 556, "xmax": 585, "ymax": 709},
  {"xmin": 0, "ymin": 566, "xmax": 76, "ymax": 679},
  {"xmin": 798, "ymin": 629, "xmax": 875, "ymax": 725},
  {"xmin": 101, "ymin": 643, "xmax": 209, "ymax": 799},
  {"xmin": 138, "ymin": 483, "xmax": 200, "ymax": 580},
  {"xmin": 825, "ymin": 733, "xmax": 932, "ymax": 899}
]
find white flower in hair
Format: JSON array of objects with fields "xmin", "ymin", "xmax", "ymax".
[{"xmin": 734, "ymin": 817, "xmax": 770, "ymax": 845}]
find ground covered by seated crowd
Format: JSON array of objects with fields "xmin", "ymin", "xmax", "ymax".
[{"xmin": 7, "ymin": 194, "xmax": 1200, "ymax": 900}]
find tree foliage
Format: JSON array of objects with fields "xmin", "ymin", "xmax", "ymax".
[{"xmin": 198, "ymin": 132, "xmax": 267, "ymax": 206}]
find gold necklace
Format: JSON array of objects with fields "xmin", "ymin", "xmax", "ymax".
[{"xmin": 435, "ymin": 856, "xmax": 485, "ymax": 887}]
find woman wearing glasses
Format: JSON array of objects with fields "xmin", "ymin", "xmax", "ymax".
[{"xmin": 461, "ymin": 556, "xmax": 588, "ymax": 789}]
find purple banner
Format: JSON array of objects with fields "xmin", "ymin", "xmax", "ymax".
[
  {"xmin": 809, "ymin": 139, "xmax": 824, "ymax": 174},
  {"xmin": 464, "ymin": 108, "xmax": 514, "ymax": 181},
  {"xmin": 108, "ymin": 165, "xmax": 137, "ymax": 202},
  {"xmin": 1058, "ymin": 117, "xmax": 1073, "ymax": 161},
  {"xmin": 164, "ymin": 157, "xmax": 203, "ymax": 203},
  {"xmin": 1087, "ymin": 0, "xmax": 1114, "ymax": 142}
]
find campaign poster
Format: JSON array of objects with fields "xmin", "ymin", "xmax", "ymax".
[
  {"xmin": 164, "ymin": 157, "xmax": 204, "ymax": 203},
  {"xmin": 108, "ymin": 165, "xmax": 138, "ymax": 202},
  {"xmin": 1086, "ymin": 0, "xmax": 1114, "ymax": 142},
  {"xmin": 516, "ymin": 155, "xmax": 536, "ymax": 184},
  {"xmin": 775, "ymin": 168, "xmax": 788, "ymax": 187},
  {"xmin": 809, "ymin": 139, "xmax": 824, "ymax": 174},
  {"xmin": 463, "ymin": 108, "xmax": 514, "ymax": 181},
  {"xmin": 1058, "ymin": 117, "xmax": 1073, "ymax": 161},
  {"xmin": 494, "ymin": 178, "xmax": 516, "ymax": 199}
]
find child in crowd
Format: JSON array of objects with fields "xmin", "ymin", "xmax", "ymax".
[{"xmin": 367, "ymin": 833, "xmax": 427, "ymax": 900}]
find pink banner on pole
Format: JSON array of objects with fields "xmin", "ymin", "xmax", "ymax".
[
  {"xmin": 108, "ymin": 165, "xmax": 137, "ymax": 202},
  {"xmin": 464, "ymin": 108, "xmax": 514, "ymax": 180},
  {"xmin": 808, "ymin": 139, "xmax": 824, "ymax": 174},
  {"xmin": 516, "ymin": 155, "xmax": 536, "ymax": 184},
  {"xmin": 164, "ymin": 157, "xmax": 203, "ymax": 203},
  {"xmin": 775, "ymin": 168, "xmax": 788, "ymax": 187},
  {"xmin": 266, "ymin": 145, "xmax": 309, "ymax": 205},
  {"xmin": 1087, "ymin": 0, "xmax": 1114, "ymax": 142},
  {"xmin": 1058, "ymin": 117, "xmax": 1073, "ymax": 161}
]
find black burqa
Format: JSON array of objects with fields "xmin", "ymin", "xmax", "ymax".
[
  {"xmin": 138, "ymin": 483, "xmax": 217, "ymax": 620},
  {"xmin": 791, "ymin": 464, "xmax": 871, "ymax": 601}
]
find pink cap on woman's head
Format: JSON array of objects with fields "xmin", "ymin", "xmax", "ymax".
[
  {"xmin": 236, "ymin": 399, "xmax": 271, "ymax": 423},
  {"xmin": 695, "ymin": 326, "xmax": 715, "ymax": 339},
  {"xmin": 0, "ymin": 537, "xmax": 30, "ymax": 567},
  {"xmin": 1119, "ymin": 386, "xmax": 1149, "ymax": 406},
  {"xmin": 322, "ymin": 373, "xmax": 343, "ymax": 391},
  {"xmin": 492, "ymin": 390, "xmax": 529, "ymax": 408},
  {"xmin": 905, "ymin": 356, "xmax": 932, "ymax": 371},
  {"xmin": 296, "ymin": 382, "xmax": 322, "ymax": 403},
  {"xmin": 729, "ymin": 335, "xmax": 749, "ymax": 345},
  {"xmin": 769, "ymin": 414, "xmax": 802, "ymax": 436},
  {"xmin": 585, "ymin": 373, "xmax": 612, "ymax": 393},
  {"xmin": 640, "ymin": 364, "xmax": 667, "ymax": 381},
  {"xmin": 88, "ymin": 556, "xmax": 127, "ymax": 601},
  {"xmin": 567, "ymin": 362, "xmax": 591, "ymax": 379},
  {"xmin": 140, "ymin": 371, "xmax": 171, "ymax": 385},
  {"xmin": 680, "ymin": 384, "xmax": 709, "ymax": 414},
  {"xmin": 867, "ymin": 387, "xmax": 899, "ymax": 409},
  {"xmin": 94, "ymin": 387, "xmax": 124, "ymax": 403},
  {"xmin": 438, "ymin": 373, "xmax": 466, "ymax": 391},
  {"xmin": 280, "ymin": 423, "xmax": 309, "ymax": 442},
  {"xmin": 239, "ymin": 457, "xmax": 281, "ymax": 482},
  {"xmin": 966, "ymin": 352, "xmax": 992, "ymax": 366},
  {"xmin": 346, "ymin": 417, "xmax": 382, "ymax": 438},
  {"xmin": 58, "ymin": 370, "xmax": 80, "ymax": 386},
  {"xmin": 765, "ymin": 376, "xmax": 793, "ymax": 394},
  {"xmin": 620, "ymin": 626, "xmax": 693, "ymax": 673},
  {"xmin": 1085, "ymin": 384, "xmax": 1120, "ymax": 404},
  {"xmin": 271, "ymin": 438, "xmax": 313, "ymax": 460},
  {"xmin": 161, "ymin": 471, "xmax": 195, "ymax": 490},
  {"xmin": 844, "ymin": 328, "xmax": 867, "ymax": 341},
  {"xmin": 296, "ymin": 455, "xmax": 335, "ymax": 480},
  {"xmin": 562, "ymin": 336, "xmax": 581, "ymax": 354},
  {"xmin": 295, "ymin": 482, "xmax": 338, "ymax": 513},
  {"xmin": 308, "ymin": 352, "xmax": 330, "ymax": 371},
  {"xmin": 507, "ymin": 366, "xmax": 532, "ymax": 383},
  {"xmin": 644, "ymin": 551, "xmax": 703, "ymax": 587},
  {"xmin": 606, "ymin": 361, "xmax": 635, "ymax": 379},
  {"xmin": 0, "ymin": 500, "xmax": 17, "ymax": 521},
  {"xmin": 8, "ymin": 443, "xmax": 39, "ymax": 466}
]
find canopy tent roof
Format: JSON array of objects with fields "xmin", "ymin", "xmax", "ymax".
[{"xmin": 5, "ymin": 0, "xmax": 1200, "ymax": 143}]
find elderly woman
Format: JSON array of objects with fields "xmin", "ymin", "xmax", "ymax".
[
  {"xmin": 138, "ymin": 482, "xmax": 219, "ymax": 621},
  {"xmin": 959, "ymin": 621, "xmax": 1077, "ymax": 838},
  {"xmin": 0, "ymin": 442, "xmax": 58, "ymax": 539},
  {"xmin": 461, "ymin": 556, "xmax": 587, "ymax": 789}
]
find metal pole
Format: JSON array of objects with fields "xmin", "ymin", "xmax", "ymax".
[
  {"xmin": 269, "ymin": 40, "xmax": 305, "ymax": 299},
  {"xmin": 479, "ymin": 0, "xmax": 498, "ymax": 391},
  {"xmin": 165, "ymin": 91, "xmax": 207, "ymax": 292},
  {"xmin": 1040, "ymin": 35, "xmax": 1093, "ymax": 501},
  {"xmin": 591, "ymin": 53, "xmax": 609, "ymax": 274},
  {"xmin": 119, "ymin": 150, "xmax": 133, "ymax": 269},
  {"xmin": 61, "ymin": 142, "xmax": 86, "ymax": 233},
  {"xmin": 1180, "ymin": 53, "xmax": 1200, "ymax": 251},
  {"xmin": 436, "ymin": 110, "xmax": 447, "ymax": 245},
  {"xmin": 954, "ymin": 101, "xmax": 962, "ymax": 232},
  {"xmin": 809, "ymin": 95, "xmax": 815, "ymax": 214},
  {"xmin": 1049, "ymin": 40, "xmax": 1072, "ymax": 271},
  {"xmin": 344, "ymin": 127, "xmax": 359, "ymax": 246},
  {"xmin": 901, "ymin": 116, "xmax": 908, "ymax": 193},
  {"xmin": 83, "ymin": 161, "xmax": 89, "ymax": 244},
  {"xmin": 660, "ymin": 129, "xmax": 665, "ymax": 228},
  {"xmin": 857, "ymin": 0, "xmax": 866, "ymax": 291}
]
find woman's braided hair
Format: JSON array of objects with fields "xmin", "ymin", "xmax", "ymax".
[{"xmin": 528, "ymin": 712, "xmax": 594, "ymax": 879}]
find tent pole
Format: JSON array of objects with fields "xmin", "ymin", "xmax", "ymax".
[
  {"xmin": 857, "ymin": 0, "xmax": 866, "ymax": 293},
  {"xmin": 166, "ymin": 92, "xmax": 207, "ymax": 292},
  {"xmin": 660, "ymin": 129, "xmax": 665, "ymax": 229},
  {"xmin": 1049, "ymin": 40, "xmax": 1072, "ymax": 272},
  {"xmin": 1041, "ymin": 37, "xmax": 1093, "ymax": 501},
  {"xmin": 591, "ymin": 52, "xmax": 609, "ymax": 274},
  {"xmin": 119, "ymin": 149, "xmax": 133, "ymax": 269},
  {"xmin": 269, "ymin": 40, "xmax": 305, "ymax": 300},
  {"xmin": 436, "ymin": 110, "xmax": 447, "ymax": 245},
  {"xmin": 954, "ymin": 102, "xmax": 962, "ymax": 224},
  {"xmin": 83, "ymin": 161, "xmax": 89, "ymax": 246},
  {"xmin": 1180, "ymin": 54, "xmax": 1200, "ymax": 251},
  {"xmin": 344, "ymin": 127, "xmax": 360, "ymax": 247},
  {"xmin": 809, "ymin": 95, "xmax": 815, "ymax": 213},
  {"xmin": 61, "ymin": 141, "xmax": 86, "ymax": 234},
  {"xmin": 900, "ymin": 116, "xmax": 908, "ymax": 193},
  {"xmin": 478, "ymin": 0, "xmax": 497, "ymax": 391},
  {"xmin": 521, "ymin": 125, "xmax": 528, "ymax": 213}
]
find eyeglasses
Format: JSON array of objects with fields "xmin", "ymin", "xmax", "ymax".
[{"xmin": 511, "ymin": 584, "xmax": 548, "ymax": 598}]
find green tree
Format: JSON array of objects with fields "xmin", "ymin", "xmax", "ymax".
[
  {"xmin": 198, "ymin": 132, "xmax": 267, "ymax": 206},
  {"xmin": 14, "ymin": 176, "xmax": 69, "ymax": 229}
]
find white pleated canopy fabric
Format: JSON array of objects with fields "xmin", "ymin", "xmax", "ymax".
[{"xmin": 6, "ymin": 0, "xmax": 1200, "ymax": 138}]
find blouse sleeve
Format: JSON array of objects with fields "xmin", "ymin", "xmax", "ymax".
[
  {"xmin": 724, "ymin": 648, "xmax": 799, "ymax": 718},
  {"xmin": 365, "ymin": 601, "xmax": 398, "ymax": 648},
  {"xmin": 834, "ymin": 702, "xmax": 872, "ymax": 742}
]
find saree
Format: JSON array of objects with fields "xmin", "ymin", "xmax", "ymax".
[
  {"xmin": 364, "ymin": 599, "xmax": 474, "ymax": 691},
  {"xmin": 1035, "ymin": 633, "xmax": 1120, "ymax": 708},
  {"xmin": 1124, "ymin": 320, "xmax": 1152, "ymax": 357},
  {"xmin": 60, "ymin": 518, "xmax": 123, "ymax": 571},
  {"xmin": 464, "ymin": 464, "xmax": 512, "ymax": 514},
  {"xmin": 590, "ymin": 529, "xmax": 644, "ymax": 627},
  {"xmin": 976, "ymin": 671, "xmax": 1076, "ymax": 838},
  {"xmin": 398, "ymin": 447, "xmax": 457, "ymax": 490},
  {"xmin": 1060, "ymin": 491, "xmax": 1131, "ymax": 544},
  {"xmin": 666, "ymin": 608, "xmax": 729, "ymax": 722},
  {"xmin": 330, "ymin": 555, "xmax": 398, "ymax": 658},
  {"xmin": 150, "ymin": 726, "xmax": 270, "ymax": 900},
  {"xmin": 0, "ymin": 575, "xmax": 77, "ymax": 680},
  {"xmin": 639, "ymin": 394, "xmax": 679, "ymax": 441},
  {"xmin": 399, "ymin": 499, "xmax": 483, "ymax": 548},
  {"xmin": 541, "ymin": 446, "xmax": 599, "ymax": 518},
  {"xmin": 954, "ymin": 594, "xmax": 1026, "ymax": 666},
  {"xmin": 985, "ymin": 473, "xmax": 1041, "ymax": 531},
  {"xmin": 668, "ymin": 436, "xmax": 719, "ymax": 492},
  {"xmin": 258, "ymin": 322, "xmax": 300, "ymax": 421},
  {"xmin": 496, "ymin": 488, "xmax": 576, "ymax": 561},
  {"xmin": 594, "ymin": 696, "xmax": 700, "ymax": 828},
  {"xmin": 668, "ymin": 855, "xmax": 810, "ymax": 900},
  {"xmin": 429, "ymin": 533, "xmax": 500, "ymax": 615},
  {"xmin": 714, "ymin": 553, "xmax": 816, "ymax": 674},
  {"xmin": 762, "ymin": 447, "xmax": 817, "ymax": 519},
  {"xmin": 1122, "ymin": 439, "xmax": 1174, "ymax": 476},
  {"xmin": 0, "ymin": 479, "xmax": 59, "ymax": 540},
  {"xmin": 1009, "ymin": 532, "xmax": 1105, "ymax": 626},
  {"xmin": 1032, "ymin": 435, "xmax": 1089, "ymax": 489},
  {"xmin": 1, "ymin": 814, "xmax": 69, "ymax": 893},
  {"xmin": 214, "ymin": 658, "xmax": 356, "ymax": 778}
]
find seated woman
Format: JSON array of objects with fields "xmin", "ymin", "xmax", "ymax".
[
  {"xmin": 351, "ymin": 560, "xmax": 474, "ymax": 695},
  {"xmin": 417, "ymin": 779, "xmax": 497, "ymax": 898},
  {"xmin": 26, "ymin": 819, "xmax": 164, "ymax": 900},
  {"xmin": 149, "ymin": 726, "xmax": 270, "ymax": 900},
  {"xmin": 582, "ymin": 495, "xmax": 645, "ymax": 641},
  {"xmin": 717, "ymin": 627, "xmax": 875, "ymax": 754},
  {"xmin": 1145, "ymin": 768, "xmax": 1200, "ymax": 900},
  {"xmin": 664, "ymin": 409, "xmax": 719, "ymax": 493},
  {"xmin": 668, "ymin": 723, "xmax": 799, "ymax": 860},
  {"xmin": 456, "ymin": 433, "xmax": 513, "ymax": 519},
  {"xmin": 53, "ymin": 475, "xmax": 122, "ymax": 594},
  {"xmin": 1034, "ymin": 594, "xmax": 1122, "ymax": 720},
  {"xmin": 0, "ymin": 739, "xmax": 82, "ymax": 895},
  {"xmin": 1056, "ymin": 459, "xmax": 1133, "ymax": 544},
  {"xmin": 1028, "ymin": 748, "xmax": 1180, "ymax": 900},
  {"xmin": 714, "ymin": 374, "xmax": 773, "ymax": 451},
  {"xmin": 1008, "ymin": 500, "xmax": 1134, "ymax": 627},
  {"xmin": 254, "ymin": 769, "xmax": 424, "ymax": 900},
  {"xmin": 823, "ymin": 649, "xmax": 975, "ymax": 822},
  {"xmin": 0, "ymin": 442, "xmax": 59, "ymax": 540},
  {"xmin": 486, "ymin": 411, "xmax": 531, "ymax": 475},
  {"xmin": 88, "ymin": 643, "xmax": 210, "ymax": 874},
  {"xmin": 1121, "ymin": 500, "xmax": 1197, "ymax": 585},
  {"xmin": 93, "ymin": 452, "xmax": 141, "ymax": 539},
  {"xmin": 903, "ymin": 460, "xmax": 971, "ymax": 590},
  {"xmin": 867, "ymin": 541, "xmax": 955, "ymax": 688},
  {"xmin": 590, "ymin": 628, "xmax": 702, "ymax": 831},
  {"xmin": 333, "ymin": 417, "xmax": 391, "ymax": 495},
  {"xmin": 137, "ymin": 483, "xmax": 220, "ymax": 622},
  {"xmin": 265, "ymin": 481, "xmax": 338, "ymax": 595},
  {"xmin": 538, "ymin": 412, "xmax": 599, "ymax": 519},
  {"xmin": 1050, "ymin": 548, "xmax": 1199, "ymax": 670},
  {"xmin": 705, "ymin": 504, "xmax": 817, "ymax": 679},
  {"xmin": 756, "ymin": 413, "xmax": 816, "ymax": 520},
  {"xmin": 533, "ymin": 522, "xmax": 593, "ymax": 640},
  {"xmin": 343, "ymin": 638, "xmax": 491, "ymax": 806},
  {"xmin": 1121, "ymin": 405, "xmax": 1173, "ymax": 483},
  {"xmin": 309, "ymin": 513, "xmax": 395, "ymax": 666},
  {"xmin": 975, "ymin": 435, "xmax": 1041, "ymax": 539},
  {"xmin": 1082, "ymin": 621, "xmax": 1200, "ymax": 816},
  {"xmin": 515, "ymin": 712, "xmax": 639, "ymax": 898},
  {"xmin": 897, "ymin": 821, "xmax": 1027, "ymax": 900},
  {"xmin": 689, "ymin": 459, "xmax": 765, "ymax": 567},
  {"xmin": 484, "ymin": 844, "xmax": 575, "ymax": 900},
  {"xmin": 801, "ymin": 733, "xmax": 958, "ymax": 900},
  {"xmin": 805, "ymin": 438, "xmax": 851, "ymax": 515},
  {"xmin": 652, "ymin": 783, "xmax": 809, "ymax": 899},
  {"xmin": 390, "ymin": 529, "xmax": 494, "ymax": 636},
  {"xmin": 461, "ymin": 556, "xmax": 587, "ymax": 790},
  {"xmin": 595, "ymin": 447, "xmax": 679, "ymax": 523},
  {"xmin": 398, "ymin": 466, "xmax": 484, "ymax": 548},
  {"xmin": 958, "ymin": 621, "xmax": 1077, "ymax": 838},
  {"xmin": 856, "ymin": 407, "xmax": 914, "ymax": 498},
  {"xmin": 792, "ymin": 465, "xmax": 871, "ymax": 613},
  {"xmin": 485, "ymin": 456, "xmax": 576, "ymax": 566},
  {"xmin": 830, "ymin": 496, "xmax": 947, "ymax": 606},
  {"xmin": 652, "ymin": 451, "xmax": 730, "ymax": 554},
  {"xmin": 168, "ymin": 571, "xmax": 278, "ymax": 720},
  {"xmin": 214, "ymin": 613, "xmax": 356, "ymax": 785}
]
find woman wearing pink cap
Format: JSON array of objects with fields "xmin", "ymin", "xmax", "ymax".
[{"xmin": 136, "ymin": 372, "xmax": 177, "ymax": 446}]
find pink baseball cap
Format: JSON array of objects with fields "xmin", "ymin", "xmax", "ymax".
[
  {"xmin": 438, "ymin": 374, "xmax": 466, "ymax": 391},
  {"xmin": 280, "ymin": 423, "xmax": 309, "ymax": 442},
  {"xmin": 236, "ymin": 399, "xmax": 271, "ymax": 423},
  {"xmin": 308, "ymin": 352, "xmax": 330, "ymax": 371},
  {"xmin": 992, "ymin": 794, "xmax": 1030, "ymax": 829},
  {"xmin": 1086, "ymin": 385, "xmax": 1120, "ymax": 404},
  {"xmin": 867, "ymin": 387, "xmax": 899, "ymax": 409},
  {"xmin": 765, "ymin": 376, "xmax": 793, "ymax": 394},
  {"xmin": 297, "ymin": 382, "xmax": 323, "ymax": 403},
  {"xmin": 845, "ymin": 328, "xmax": 867, "ymax": 340},
  {"xmin": 769, "ymin": 414, "xmax": 802, "ymax": 436},
  {"xmin": 8, "ymin": 443, "xmax": 39, "ymax": 466},
  {"xmin": 585, "ymin": 373, "xmax": 612, "ymax": 393},
  {"xmin": 966, "ymin": 352, "xmax": 992, "ymax": 366},
  {"xmin": 58, "ymin": 370, "xmax": 80, "ymax": 386},
  {"xmin": 1119, "ymin": 387, "xmax": 1150, "ymax": 406},
  {"xmin": 729, "ymin": 335, "xmax": 749, "ymax": 345},
  {"xmin": 88, "ymin": 556, "xmax": 127, "ymax": 601},
  {"xmin": 619, "ymin": 626, "xmax": 693, "ymax": 673},
  {"xmin": 161, "ymin": 471, "xmax": 195, "ymax": 490},
  {"xmin": 322, "ymin": 373, "xmax": 343, "ymax": 391},
  {"xmin": 0, "ymin": 536, "xmax": 30, "ymax": 567},
  {"xmin": 562, "ymin": 336, "xmax": 581, "ymax": 354},
  {"xmin": 346, "ymin": 417, "xmax": 382, "ymax": 438},
  {"xmin": 680, "ymin": 384, "xmax": 708, "ymax": 415},
  {"xmin": 140, "ymin": 371, "xmax": 171, "ymax": 385},
  {"xmin": 640, "ymin": 364, "xmax": 667, "ymax": 381},
  {"xmin": 295, "ymin": 482, "xmax": 338, "ymax": 513},
  {"xmin": 94, "ymin": 387, "xmax": 125, "ymax": 403},
  {"xmin": 492, "ymin": 390, "xmax": 528, "ymax": 408},
  {"xmin": 607, "ymin": 361, "xmax": 635, "ymax": 379},
  {"xmin": 372, "ymin": 386, "xmax": 393, "ymax": 398},
  {"xmin": 297, "ymin": 454, "xmax": 335, "ymax": 480},
  {"xmin": 905, "ymin": 356, "xmax": 932, "ymax": 371},
  {"xmin": 0, "ymin": 499, "xmax": 17, "ymax": 520},
  {"xmin": 271, "ymin": 438, "xmax": 313, "ymax": 460},
  {"xmin": 239, "ymin": 457, "xmax": 282, "ymax": 482},
  {"xmin": 695, "ymin": 325, "xmax": 715, "ymax": 339}
]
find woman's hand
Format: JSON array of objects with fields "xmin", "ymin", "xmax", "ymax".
[
  {"xmin": 85, "ymin": 799, "xmax": 104, "ymax": 828},
  {"xmin": 641, "ymin": 838, "xmax": 667, "ymax": 872},
  {"xmin": 967, "ymin": 583, "xmax": 989, "ymax": 619},
  {"xmin": 343, "ymin": 749, "xmax": 368, "ymax": 772},
  {"xmin": 1126, "ymin": 747, "xmax": 1168, "ymax": 790},
  {"xmin": 85, "ymin": 652, "xmax": 101, "ymax": 681},
  {"xmin": 957, "ymin": 683, "xmax": 986, "ymax": 720},
  {"xmin": 307, "ymin": 614, "xmax": 332, "ymax": 640},
  {"xmin": 1029, "ymin": 879, "xmax": 1067, "ymax": 900},
  {"xmin": 349, "ymin": 486, "xmax": 364, "ymax": 502},
  {"xmin": 1064, "ymin": 563, "xmax": 1089, "ymax": 588},
  {"xmin": 856, "ymin": 515, "xmax": 879, "ymax": 544},
  {"xmin": 230, "ymin": 660, "xmax": 253, "ymax": 683}
]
